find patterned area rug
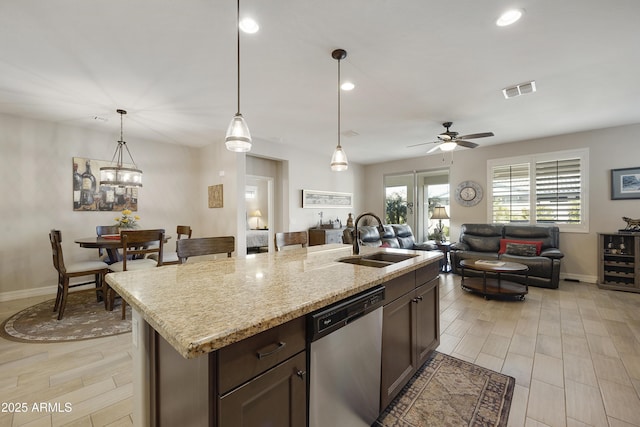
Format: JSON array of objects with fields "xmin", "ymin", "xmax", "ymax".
[
  {"xmin": 375, "ymin": 351, "xmax": 515, "ymax": 427},
  {"xmin": 1, "ymin": 292, "xmax": 131, "ymax": 342}
]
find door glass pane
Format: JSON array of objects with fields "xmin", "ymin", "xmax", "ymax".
[{"xmin": 385, "ymin": 185, "xmax": 408, "ymax": 224}]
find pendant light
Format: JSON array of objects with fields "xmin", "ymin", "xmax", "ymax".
[
  {"xmin": 330, "ymin": 49, "xmax": 348, "ymax": 171},
  {"xmin": 225, "ymin": 0, "xmax": 252, "ymax": 152},
  {"xmin": 99, "ymin": 109, "xmax": 143, "ymax": 188}
]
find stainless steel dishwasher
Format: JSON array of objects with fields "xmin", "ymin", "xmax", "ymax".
[{"xmin": 308, "ymin": 286, "xmax": 385, "ymax": 427}]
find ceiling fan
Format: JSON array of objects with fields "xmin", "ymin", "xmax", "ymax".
[{"xmin": 409, "ymin": 122, "xmax": 494, "ymax": 153}]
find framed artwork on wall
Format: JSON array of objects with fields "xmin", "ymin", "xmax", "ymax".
[
  {"xmin": 72, "ymin": 157, "xmax": 138, "ymax": 211},
  {"xmin": 208, "ymin": 184, "xmax": 224, "ymax": 208},
  {"xmin": 611, "ymin": 167, "xmax": 640, "ymax": 200},
  {"xmin": 302, "ymin": 189, "xmax": 353, "ymax": 208}
]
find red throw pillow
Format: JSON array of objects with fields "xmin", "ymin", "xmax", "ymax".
[{"xmin": 499, "ymin": 238, "xmax": 542, "ymax": 255}]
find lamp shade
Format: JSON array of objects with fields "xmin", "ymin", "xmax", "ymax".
[
  {"xmin": 330, "ymin": 145, "xmax": 348, "ymax": 171},
  {"xmin": 253, "ymin": 209, "xmax": 262, "ymax": 217},
  {"xmin": 225, "ymin": 113, "xmax": 252, "ymax": 152},
  {"xmin": 431, "ymin": 206, "xmax": 449, "ymax": 220}
]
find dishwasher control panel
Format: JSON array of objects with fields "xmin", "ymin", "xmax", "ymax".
[{"xmin": 308, "ymin": 286, "xmax": 385, "ymax": 341}]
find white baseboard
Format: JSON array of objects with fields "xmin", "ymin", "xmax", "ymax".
[
  {"xmin": 560, "ymin": 273, "xmax": 597, "ymax": 284},
  {"xmin": 0, "ymin": 285, "xmax": 57, "ymax": 302}
]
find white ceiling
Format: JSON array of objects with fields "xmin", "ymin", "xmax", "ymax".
[{"xmin": 2, "ymin": 0, "xmax": 639, "ymax": 165}]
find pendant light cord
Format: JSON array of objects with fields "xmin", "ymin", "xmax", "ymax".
[
  {"xmin": 337, "ymin": 56, "xmax": 341, "ymax": 148},
  {"xmin": 236, "ymin": 0, "xmax": 241, "ymax": 115}
]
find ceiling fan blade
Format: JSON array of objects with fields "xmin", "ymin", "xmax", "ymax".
[
  {"xmin": 455, "ymin": 140, "xmax": 479, "ymax": 149},
  {"xmin": 426, "ymin": 144, "xmax": 442, "ymax": 153},
  {"xmin": 457, "ymin": 132, "xmax": 494, "ymax": 139},
  {"xmin": 407, "ymin": 140, "xmax": 438, "ymax": 148}
]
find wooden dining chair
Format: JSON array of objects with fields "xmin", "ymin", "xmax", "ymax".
[
  {"xmin": 96, "ymin": 224, "xmax": 121, "ymax": 260},
  {"xmin": 274, "ymin": 231, "xmax": 308, "ymax": 251},
  {"xmin": 49, "ymin": 230, "xmax": 109, "ymax": 320},
  {"xmin": 176, "ymin": 236, "xmax": 235, "ymax": 263},
  {"xmin": 107, "ymin": 229, "xmax": 165, "ymax": 319},
  {"xmin": 148, "ymin": 225, "xmax": 192, "ymax": 265}
]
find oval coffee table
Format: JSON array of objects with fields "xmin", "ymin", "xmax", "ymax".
[{"xmin": 460, "ymin": 259, "xmax": 529, "ymax": 300}]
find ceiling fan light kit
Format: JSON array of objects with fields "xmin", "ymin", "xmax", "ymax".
[{"xmin": 408, "ymin": 121, "xmax": 494, "ymax": 153}]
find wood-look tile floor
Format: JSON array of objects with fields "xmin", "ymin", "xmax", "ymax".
[{"xmin": 2, "ymin": 275, "xmax": 640, "ymax": 426}]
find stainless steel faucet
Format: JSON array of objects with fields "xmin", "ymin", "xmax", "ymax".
[{"xmin": 353, "ymin": 212, "xmax": 385, "ymax": 255}]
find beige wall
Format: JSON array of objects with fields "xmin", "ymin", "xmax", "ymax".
[
  {"xmin": 363, "ymin": 123, "xmax": 640, "ymax": 283},
  {"xmin": 0, "ymin": 113, "xmax": 200, "ymax": 298},
  {"xmin": 0, "ymin": 114, "xmax": 364, "ymax": 299}
]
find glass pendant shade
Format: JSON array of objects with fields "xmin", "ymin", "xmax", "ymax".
[
  {"xmin": 330, "ymin": 145, "xmax": 348, "ymax": 171},
  {"xmin": 225, "ymin": 113, "xmax": 252, "ymax": 152},
  {"xmin": 99, "ymin": 109, "xmax": 143, "ymax": 188},
  {"xmin": 440, "ymin": 141, "xmax": 457, "ymax": 151}
]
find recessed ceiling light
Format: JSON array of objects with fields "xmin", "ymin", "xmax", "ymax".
[
  {"xmin": 341, "ymin": 81, "xmax": 355, "ymax": 91},
  {"xmin": 496, "ymin": 9, "xmax": 524, "ymax": 27},
  {"xmin": 239, "ymin": 17, "xmax": 259, "ymax": 33}
]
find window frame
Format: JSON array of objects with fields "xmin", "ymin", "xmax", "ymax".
[{"xmin": 486, "ymin": 148, "xmax": 589, "ymax": 233}]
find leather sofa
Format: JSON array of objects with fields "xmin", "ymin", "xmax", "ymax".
[
  {"xmin": 343, "ymin": 224, "xmax": 439, "ymax": 251},
  {"xmin": 450, "ymin": 224, "xmax": 564, "ymax": 289}
]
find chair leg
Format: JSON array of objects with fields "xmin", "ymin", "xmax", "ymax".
[
  {"xmin": 121, "ymin": 300, "xmax": 127, "ymax": 320},
  {"xmin": 57, "ymin": 277, "xmax": 70, "ymax": 320},
  {"xmin": 53, "ymin": 274, "xmax": 63, "ymax": 313}
]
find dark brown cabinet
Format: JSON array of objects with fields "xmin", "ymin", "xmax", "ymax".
[
  {"xmin": 219, "ymin": 352, "xmax": 306, "ymax": 427},
  {"xmin": 153, "ymin": 317, "xmax": 307, "ymax": 427},
  {"xmin": 308, "ymin": 227, "xmax": 345, "ymax": 246},
  {"xmin": 598, "ymin": 232, "xmax": 640, "ymax": 292},
  {"xmin": 380, "ymin": 264, "xmax": 440, "ymax": 410}
]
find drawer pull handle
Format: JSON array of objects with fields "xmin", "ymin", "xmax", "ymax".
[
  {"xmin": 412, "ymin": 296, "xmax": 423, "ymax": 303},
  {"xmin": 256, "ymin": 341, "xmax": 286, "ymax": 359},
  {"xmin": 296, "ymin": 370, "xmax": 306, "ymax": 379}
]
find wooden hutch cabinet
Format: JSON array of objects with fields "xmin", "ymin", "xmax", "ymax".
[{"xmin": 597, "ymin": 232, "xmax": 640, "ymax": 293}]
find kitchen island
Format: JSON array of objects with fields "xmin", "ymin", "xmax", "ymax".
[{"xmin": 105, "ymin": 243, "xmax": 442, "ymax": 426}]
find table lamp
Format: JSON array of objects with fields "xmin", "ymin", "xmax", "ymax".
[
  {"xmin": 253, "ymin": 210, "xmax": 262, "ymax": 229},
  {"xmin": 431, "ymin": 206, "xmax": 449, "ymax": 242}
]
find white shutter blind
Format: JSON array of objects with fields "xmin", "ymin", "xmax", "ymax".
[
  {"xmin": 535, "ymin": 158, "xmax": 581, "ymax": 224},
  {"xmin": 491, "ymin": 163, "xmax": 530, "ymax": 223}
]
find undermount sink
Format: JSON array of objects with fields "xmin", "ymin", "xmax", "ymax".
[{"xmin": 337, "ymin": 252, "xmax": 418, "ymax": 268}]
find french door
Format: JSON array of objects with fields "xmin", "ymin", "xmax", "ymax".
[{"xmin": 383, "ymin": 169, "xmax": 450, "ymax": 242}]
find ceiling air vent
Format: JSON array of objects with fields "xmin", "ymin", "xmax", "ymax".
[{"xmin": 502, "ymin": 80, "xmax": 536, "ymax": 99}]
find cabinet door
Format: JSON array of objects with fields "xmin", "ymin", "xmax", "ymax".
[
  {"xmin": 415, "ymin": 279, "xmax": 439, "ymax": 367},
  {"xmin": 219, "ymin": 352, "xmax": 306, "ymax": 427},
  {"xmin": 380, "ymin": 291, "xmax": 416, "ymax": 410}
]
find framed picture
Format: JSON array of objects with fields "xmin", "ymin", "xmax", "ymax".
[
  {"xmin": 302, "ymin": 189, "xmax": 353, "ymax": 208},
  {"xmin": 208, "ymin": 184, "xmax": 223, "ymax": 208},
  {"xmin": 72, "ymin": 157, "xmax": 138, "ymax": 212},
  {"xmin": 611, "ymin": 167, "xmax": 640, "ymax": 200}
]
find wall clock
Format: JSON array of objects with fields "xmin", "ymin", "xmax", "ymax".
[{"xmin": 455, "ymin": 181, "xmax": 483, "ymax": 207}]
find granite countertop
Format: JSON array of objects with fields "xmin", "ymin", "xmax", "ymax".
[{"xmin": 105, "ymin": 244, "xmax": 441, "ymax": 359}]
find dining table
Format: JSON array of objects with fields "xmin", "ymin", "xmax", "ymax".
[{"xmin": 75, "ymin": 235, "xmax": 171, "ymax": 264}]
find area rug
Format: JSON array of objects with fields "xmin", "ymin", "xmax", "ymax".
[
  {"xmin": 1, "ymin": 292, "xmax": 131, "ymax": 343},
  {"xmin": 375, "ymin": 351, "xmax": 515, "ymax": 427}
]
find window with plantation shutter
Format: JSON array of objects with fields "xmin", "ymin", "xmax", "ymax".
[
  {"xmin": 487, "ymin": 149, "xmax": 589, "ymax": 232},
  {"xmin": 491, "ymin": 163, "xmax": 530, "ymax": 223},
  {"xmin": 535, "ymin": 158, "xmax": 581, "ymax": 224}
]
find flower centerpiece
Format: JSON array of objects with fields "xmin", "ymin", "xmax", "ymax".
[{"xmin": 114, "ymin": 209, "xmax": 140, "ymax": 229}]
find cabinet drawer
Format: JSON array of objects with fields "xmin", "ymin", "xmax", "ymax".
[
  {"xmin": 416, "ymin": 262, "xmax": 439, "ymax": 286},
  {"xmin": 219, "ymin": 351, "xmax": 307, "ymax": 426},
  {"xmin": 218, "ymin": 316, "xmax": 306, "ymax": 394},
  {"xmin": 383, "ymin": 271, "xmax": 415, "ymax": 304}
]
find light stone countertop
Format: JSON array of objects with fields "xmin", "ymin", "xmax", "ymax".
[{"xmin": 105, "ymin": 244, "xmax": 442, "ymax": 359}]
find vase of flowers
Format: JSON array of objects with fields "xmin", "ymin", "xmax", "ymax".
[{"xmin": 114, "ymin": 209, "xmax": 140, "ymax": 232}]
